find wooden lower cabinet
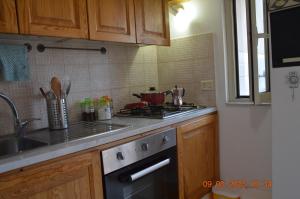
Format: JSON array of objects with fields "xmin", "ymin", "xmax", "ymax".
[
  {"xmin": 0, "ymin": 113, "xmax": 218, "ymax": 199},
  {"xmin": 0, "ymin": 151, "xmax": 103, "ymax": 199},
  {"xmin": 177, "ymin": 114, "xmax": 219, "ymax": 199}
]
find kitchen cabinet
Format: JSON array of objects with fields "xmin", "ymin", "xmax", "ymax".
[
  {"xmin": 87, "ymin": 0, "xmax": 136, "ymax": 43},
  {"xmin": 0, "ymin": 151, "xmax": 103, "ymax": 199},
  {"xmin": 177, "ymin": 114, "xmax": 219, "ymax": 199},
  {"xmin": 5, "ymin": 0, "xmax": 170, "ymax": 45},
  {"xmin": 134, "ymin": 0, "xmax": 170, "ymax": 46},
  {"xmin": 16, "ymin": 0, "xmax": 89, "ymax": 39},
  {"xmin": 0, "ymin": 0, "xmax": 18, "ymax": 33}
]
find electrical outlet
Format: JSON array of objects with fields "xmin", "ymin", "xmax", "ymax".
[{"xmin": 201, "ymin": 80, "xmax": 214, "ymax": 90}]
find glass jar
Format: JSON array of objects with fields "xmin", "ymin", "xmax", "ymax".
[{"xmin": 97, "ymin": 96, "xmax": 112, "ymax": 120}]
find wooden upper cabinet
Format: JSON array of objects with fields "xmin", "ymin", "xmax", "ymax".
[
  {"xmin": 134, "ymin": 0, "xmax": 170, "ymax": 46},
  {"xmin": 0, "ymin": 0, "xmax": 19, "ymax": 33},
  {"xmin": 177, "ymin": 114, "xmax": 219, "ymax": 199},
  {"xmin": 0, "ymin": 151, "xmax": 103, "ymax": 199},
  {"xmin": 16, "ymin": 0, "xmax": 89, "ymax": 39},
  {"xmin": 87, "ymin": 0, "xmax": 136, "ymax": 43}
]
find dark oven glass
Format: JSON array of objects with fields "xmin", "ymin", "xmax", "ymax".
[{"xmin": 103, "ymin": 147, "xmax": 178, "ymax": 199}]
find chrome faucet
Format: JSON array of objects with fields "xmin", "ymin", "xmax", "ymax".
[{"xmin": 0, "ymin": 92, "xmax": 38, "ymax": 137}]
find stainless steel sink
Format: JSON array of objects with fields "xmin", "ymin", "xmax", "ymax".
[
  {"xmin": 0, "ymin": 122, "xmax": 128, "ymax": 159},
  {"xmin": 0, "ymin": 136, "xmax": 47, "ymax": 158}
]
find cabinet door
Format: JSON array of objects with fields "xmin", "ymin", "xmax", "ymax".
[
  {"xmin": 17, "ymin": 0, "xmax": 89, "ymax": 39},
  {"xmin": 134, "ymin": 0, "xmax": 170, "ymax": 46},
  {"xmin": 177, "ymin": 114, "xmax": 219, "ymax": 199},
  {"xmin": 0, "ymin": 151, "xmax": 103, "ymax": 199},
  {"xmin": 0, "ymin": 0, "xmax": 18, "ymax": 33},
  {"xmin": 87, "ymin": 0, "xmax": 136, "ymax": 43}
]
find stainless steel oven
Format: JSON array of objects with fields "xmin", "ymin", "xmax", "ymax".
[{"xmin": 101, "ymin": 128, "xmax": 178, "ymax": 199}]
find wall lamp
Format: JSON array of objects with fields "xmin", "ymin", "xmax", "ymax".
[{"xmin": 169, "ymin": 0, "xmax": 192, "ymax": 15}]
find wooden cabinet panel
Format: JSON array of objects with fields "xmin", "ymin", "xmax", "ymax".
[
  {"xmin": 0, "ymin": 0, "xmax": 18, "ymax": 33},
  {"xmin": 17, "ymin": 0, "xmax": 89, "ymax": 39},
  {"xmin": 134, "ymin": 0, "xmax": 170, "ymax": 46},
  {"xmin": 177, "ymin": 114, "xmax": 219, "ymax": 199},
  {"xmin": 87, "ymin": 0, "xmax": 136, "ymax": 43},
  {"xmin": 0, "ymin": 151, "xmax": 103, "ymax": 199}
]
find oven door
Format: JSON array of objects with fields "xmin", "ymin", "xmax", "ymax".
[{"xmin": 103, "ymin": 147, "xmax": 178, "ymax": 199}]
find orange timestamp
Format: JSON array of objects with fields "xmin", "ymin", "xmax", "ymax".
[{"xmin": 202, "ymin": 179, "xmax": 272, "ymax": 190}]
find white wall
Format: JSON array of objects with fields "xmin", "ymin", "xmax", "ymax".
[
  {"xmin": 169, "ymin": 0, "xmax": 272, "ymax": 183},
  {"xmin": 272, "ymin": 67, "xmax": 300, "ymax": 198}
]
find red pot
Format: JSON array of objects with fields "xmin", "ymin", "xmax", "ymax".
[{"xmin": 133, "ymin": 90, "xmax": 171, "ymax": 105}]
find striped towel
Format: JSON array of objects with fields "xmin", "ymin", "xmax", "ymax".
[{"xmin": 0, "ymin": 44, "xmax": 30, "ymax": 81}]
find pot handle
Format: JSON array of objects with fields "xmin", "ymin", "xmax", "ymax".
[
  {"xmin": 132, "ymin": 93, "xmax": 142, "ymax": 98},
  {"xmin": 164, "ymin": 90, "xmax": 172, "ymax": 96}
]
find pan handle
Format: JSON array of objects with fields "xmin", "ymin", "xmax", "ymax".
[
  {"xmin": 164, "ymin": 90, "xmax": 172, "ymax": 96},
  {"xmin": 132, "ymin": 94, "xmax": 142, "ymax": 98}
]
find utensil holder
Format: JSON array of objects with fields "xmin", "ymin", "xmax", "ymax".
[{"xmin": 46, "ymin": 98, "xmax": 69, "ymax": 130}]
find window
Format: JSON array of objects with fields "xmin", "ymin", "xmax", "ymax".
[{"xmin": 225, "ymin": 0, "xmax": 271, "ymax": 104}]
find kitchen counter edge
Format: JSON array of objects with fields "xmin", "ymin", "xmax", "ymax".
[{"xmin": 0, "ymin": 107, "xmax": 217, "ymax": 174}]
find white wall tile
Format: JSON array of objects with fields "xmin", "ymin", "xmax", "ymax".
[
  {"xmin": 157, "ymin": 33, "xmax": 216, "ymax": 106},
  {"xmin": 89, "ymin": 63, "xmax": 111, "ymax": 90},
  {"xmin": 128, "ymin": 63, "xmax": 145, "ymax": 87},
  {"xmin": 0, "ymin": 41, "xmax": 159, "ymax": 135},
  {"xmin": 127, "ymin": 46, "xmax": 144, "ymax": 64},
  {"xmin": 0, "ymin": 34, "xmax": 215, "ymax": 135}
]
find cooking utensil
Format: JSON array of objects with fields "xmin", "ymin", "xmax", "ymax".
[
  {"xmin": 133, "ymin": 87, "xmax": 170, "ymax": 105},
  {"xmin": 170, "ymin": 85, "xmax": 185, "ymax": 106},
  {"xmin": 51, "ymin": 77, "xmax": 61, "ymax": 99},
  {"xmin": 50, "ymin": 77, "xmax": 63, "ymax": 123},
  {"xmin": 62, "ymin": 76, "xmax": 71, "ymax": 96},
  {"xmin": 39, "ymin": 88, "xmax": 47, "ymax": 98},
  {"xmin": 51, "ymin": 77, "xmax": 62, "ymax": 99},
  {"xmin": 66, "ymin": 82, "xmax": 71, "ymax": 96}
]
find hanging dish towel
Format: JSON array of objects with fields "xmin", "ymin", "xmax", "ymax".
[{"xmin": 0, "ymin": 44, "xmax": 30, "ymax": 81}]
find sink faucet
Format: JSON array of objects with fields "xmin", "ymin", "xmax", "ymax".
[{"xmin": 0, "ymin": 92, "xmax": 38, "ymax": 137}]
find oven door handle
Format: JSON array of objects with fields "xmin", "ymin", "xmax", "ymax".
[{"xmin": 129, "ymin": 158, "xmax": 171, "ymax": 182}]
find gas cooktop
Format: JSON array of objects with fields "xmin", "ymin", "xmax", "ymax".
[{"xmin": 116, "ymin": 103, "xmax": 207, "ymax": 119}]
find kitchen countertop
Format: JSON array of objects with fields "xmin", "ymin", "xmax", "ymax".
[{"xmin": 0, "ymin": 107, "xmax": 216, "ymax": 174}]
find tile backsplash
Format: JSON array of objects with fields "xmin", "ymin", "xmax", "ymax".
[
  {"xmin": 157, "ymin": 33, "xmax": 216, "ymax": 106},
  {"xmin": 0, "ymin": 33, "xmax": 215, "ymax": 136},
  {"xmin": 0, "ymin": 41, "xmax": 158, "ymax": 135}
]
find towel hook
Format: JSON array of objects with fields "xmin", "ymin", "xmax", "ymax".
[{"xmin": 24, "ymin": 43, "xmax": 32, "ymax": 52}]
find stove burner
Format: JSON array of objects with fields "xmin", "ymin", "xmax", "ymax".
[{"xmin": 117, "ymin": 102, "xmax": 206, "ymax": 119}]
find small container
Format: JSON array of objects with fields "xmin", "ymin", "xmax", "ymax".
[
  {"xmin": 81, "ymin": 98, "xmax": 97, "ymax": 122},
  {"xmin": 97, "ymin": 96, "xmax": 113, "ymax": 120},
  {"xmin": 89, "ymin": 99, "xmax": 96, "ymax": 121}
]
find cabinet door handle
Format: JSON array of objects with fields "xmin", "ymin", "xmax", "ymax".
[{"xmin": 130, "ymin": 158, "xmax": 170, "ymax": 182}]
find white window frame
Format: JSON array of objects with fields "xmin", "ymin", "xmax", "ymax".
[{"xmin": 224, "ymin": 0, "xmax": 271, "ymax": 105}]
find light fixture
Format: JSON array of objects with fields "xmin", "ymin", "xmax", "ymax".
[
  {"xmin": 172, "ymin": 1, "xmax": 198, "ymax": 33},
  {"xmin": 169, "ymin": 0, "xmax": 191, "ymax": 15}
]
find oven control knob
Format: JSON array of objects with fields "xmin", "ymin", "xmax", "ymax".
[
  {"xmin": 163, "ymin": 136, "xmax": 169, "ymax": 144},
  {"xmin": 141, "ymin": 143, "xmax": 149, "ymax": 151},
  {"xmin": 116, "ymin": 152, "xmax": 124, "ymax": 160}
]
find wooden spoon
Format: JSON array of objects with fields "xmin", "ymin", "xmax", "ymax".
[{"xmin": 51, "ymin": 77, "xmax": 61, "ymax": 99}]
